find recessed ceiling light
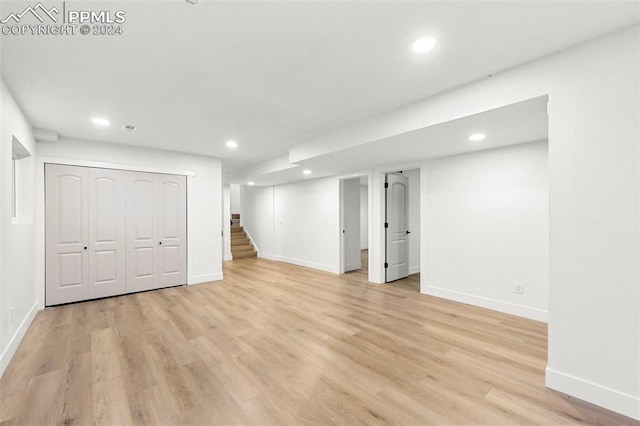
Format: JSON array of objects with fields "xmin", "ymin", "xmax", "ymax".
[
  {"xmin": 92, "ymin": 117, "xmax": 110, "ymax": 126},
  {"xmin": 468, "ymin": 133, "xmax": 486, "ymax": 141},
  {"xmin": 247, "ymin": 181, "xmax": 255, "ymax": 186},
  {"xmin": 303, "ymin": 169, "xmax": 312, "ymax": 175},
  {"xmin": 226, "ymin": 140, "xmax": 238, "ymax": 148},
  {"xmin": 409, "ymin": 36, "xmax": 437, "ymax": 54}
]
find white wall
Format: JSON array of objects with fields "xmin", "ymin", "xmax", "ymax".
[
  {"xmin": 230, "ymin": 183, "xmax": 241, "ymax": 215},
  {"xmin": 422, "ymin": 142, "xmax": 548, "ymax": 320},
  {"xmin": 342, "ymin": 178, "xmax": 361, "ymax": 271},
  {"xmin": 241, "ymin": 177, "xmax": 341, "ymax": 273},
  {"xmin": 35, "ymin": 138, "xmax": 224, "ymax": 306},
  {"xmin": 360, "ymin": 184, "xmax": 368, "ymax": 250},
  {"xmin": 404, "ymin": 169, "xmax": 421, "ymax": 275},
  {"xmin": 0, "ymin": 80, "xmax": 38, "ymax": 378}
]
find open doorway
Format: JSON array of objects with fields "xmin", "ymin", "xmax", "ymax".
[
  {"xmin": 339, "ymin": 176, "xmax": 370, "ymax": 275},
  {"xmin": 228, "ymin": 183, "xmax": 258, "ymax": 259},
  {"xmin": 359, "ymin": 176, "xmax": 369, "ymax": 275}
]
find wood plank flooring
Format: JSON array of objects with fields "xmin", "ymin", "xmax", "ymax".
[{"xmin": 1, "ymin": 256, "xmax": 637, "ymax": 425}]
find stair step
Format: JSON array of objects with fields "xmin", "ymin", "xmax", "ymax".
[
  {"xmin": 231, "ymin": 238, "xmax": 250, "ymax": 244},
  {"xmin": 230, "ymin": 227, "xmax": 244, "ymax": 233},
  {"xmin": 231, "ymin": 240, "xmax": 253, "ymax": 249},
  {"xmin": 231, "ymin": 244, "xmax": 253, "ymax": 253},
  {"xmin": 233, "ymin": 251, "xmax": 257, "ymax": 259},
  {"xmin": 231, "ymin": 214, "xmax": 240, "ymax": 219}
]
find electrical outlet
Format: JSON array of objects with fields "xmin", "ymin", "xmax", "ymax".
[
  {"xmin": 514, "ymin": 282, "xmax": 524, "ymax": 295},
  {"xmin": 10, "ymin": 306, "xmax": 15, "ymax": 323}
]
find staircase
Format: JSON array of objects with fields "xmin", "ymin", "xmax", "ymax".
[{"xmin": 231, "ymin": 215, "xmax": 257, "ymax": 259}]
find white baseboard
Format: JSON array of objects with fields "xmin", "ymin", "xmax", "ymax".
[
  {"xmin": 0, "ymin": 301, "xmax": 39, "ymax": 379},
  {"xmin": 189, "ymin": 272, "xmax": 223, "ymax": 285},
  {"xmin": 546, "ymin": 367, "xmax": 640, "ymax": 421},
  {"xmin": 223, "ymin": 254, "xmax": 233, "ymax": 261},
  {"xmin": 421, "ymin": 285, "xmax": 548, "ymax": 322},
  {"xmin": 259, "ymin": 253, "xmax": 339, "ymax": 274},
  {"xmin": 409, "ymin": 266, "xmax": 420, "ymax": 275}
]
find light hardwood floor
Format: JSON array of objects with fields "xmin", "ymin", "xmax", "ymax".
[{"xmin": 1, "ymin": 256, "xmax": 637, "ymax": 425}]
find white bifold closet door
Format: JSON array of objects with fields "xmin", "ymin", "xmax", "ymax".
[
  {"xmin": 46, "ymin": 164, "xmax": 186, "ymax": 306},
  {"xmin": 46, "ymin": 165, "xmax": 127, "ymax": 305},
  {"xmin": 126, "ymin": 172, "xmax": 187, "ymax": 293}
]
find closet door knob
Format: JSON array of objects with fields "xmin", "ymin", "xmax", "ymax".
[
  {"xmin": 159, "ymin": 242, "xmax": 162, "ymax": 245},
  {"xmin": 84, "ymin": 247, "xmax": 88, "ymax": 250}
]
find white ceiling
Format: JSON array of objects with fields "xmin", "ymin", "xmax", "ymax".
[{"xmin": 1, "ymin": 1, "xmax": 638, "ymax": 174}]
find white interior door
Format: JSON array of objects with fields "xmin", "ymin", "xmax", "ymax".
[
  {"xmin": 385, "ymin": 173, "xmax": 409, "ymax": 282},
  {"xmin": 157, "ymin": 174, "xmax": 187, "ymax": 287},
  {"xmin": 126, "ymin": 172, "xmax": 158, "ymax": 292},
  {"xmin": 88, "ymin": 168, "xmax": 126, "ymax": 299},
  {"xmin": 45, "ymin": 164, "xmax": 89, "ymax": 305}
]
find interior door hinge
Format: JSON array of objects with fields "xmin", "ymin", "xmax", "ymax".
[
  {"xmin": 384, "ymin": 182, "xmax": 389, "ymax": 188},
  {"xmin": 384, "ymin": 222, "xmax": 388, "ymax": 228},
  {"xmin": 384, "ymin": 262, "xmax": 388, "ymax": 268}
]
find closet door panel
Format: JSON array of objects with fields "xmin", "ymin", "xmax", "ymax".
[
  {"xmin": 45, "ymin": 164, "xmax": 89, "ymax": 306},
  {"xmin": 157, "ymin": 174, "xmax": 187, "ymax": 287},
  {"xmin": 126, "ymin": 172, "xmax": 159, "ymax": 292},
  {"xmin": 88, "ymin": 168, "xmax": 126, "ymax": 299}
]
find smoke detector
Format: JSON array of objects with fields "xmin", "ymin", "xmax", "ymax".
[{"xmin": 121, "ymin": 124, "xmax": 137, "ymax": 133}]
